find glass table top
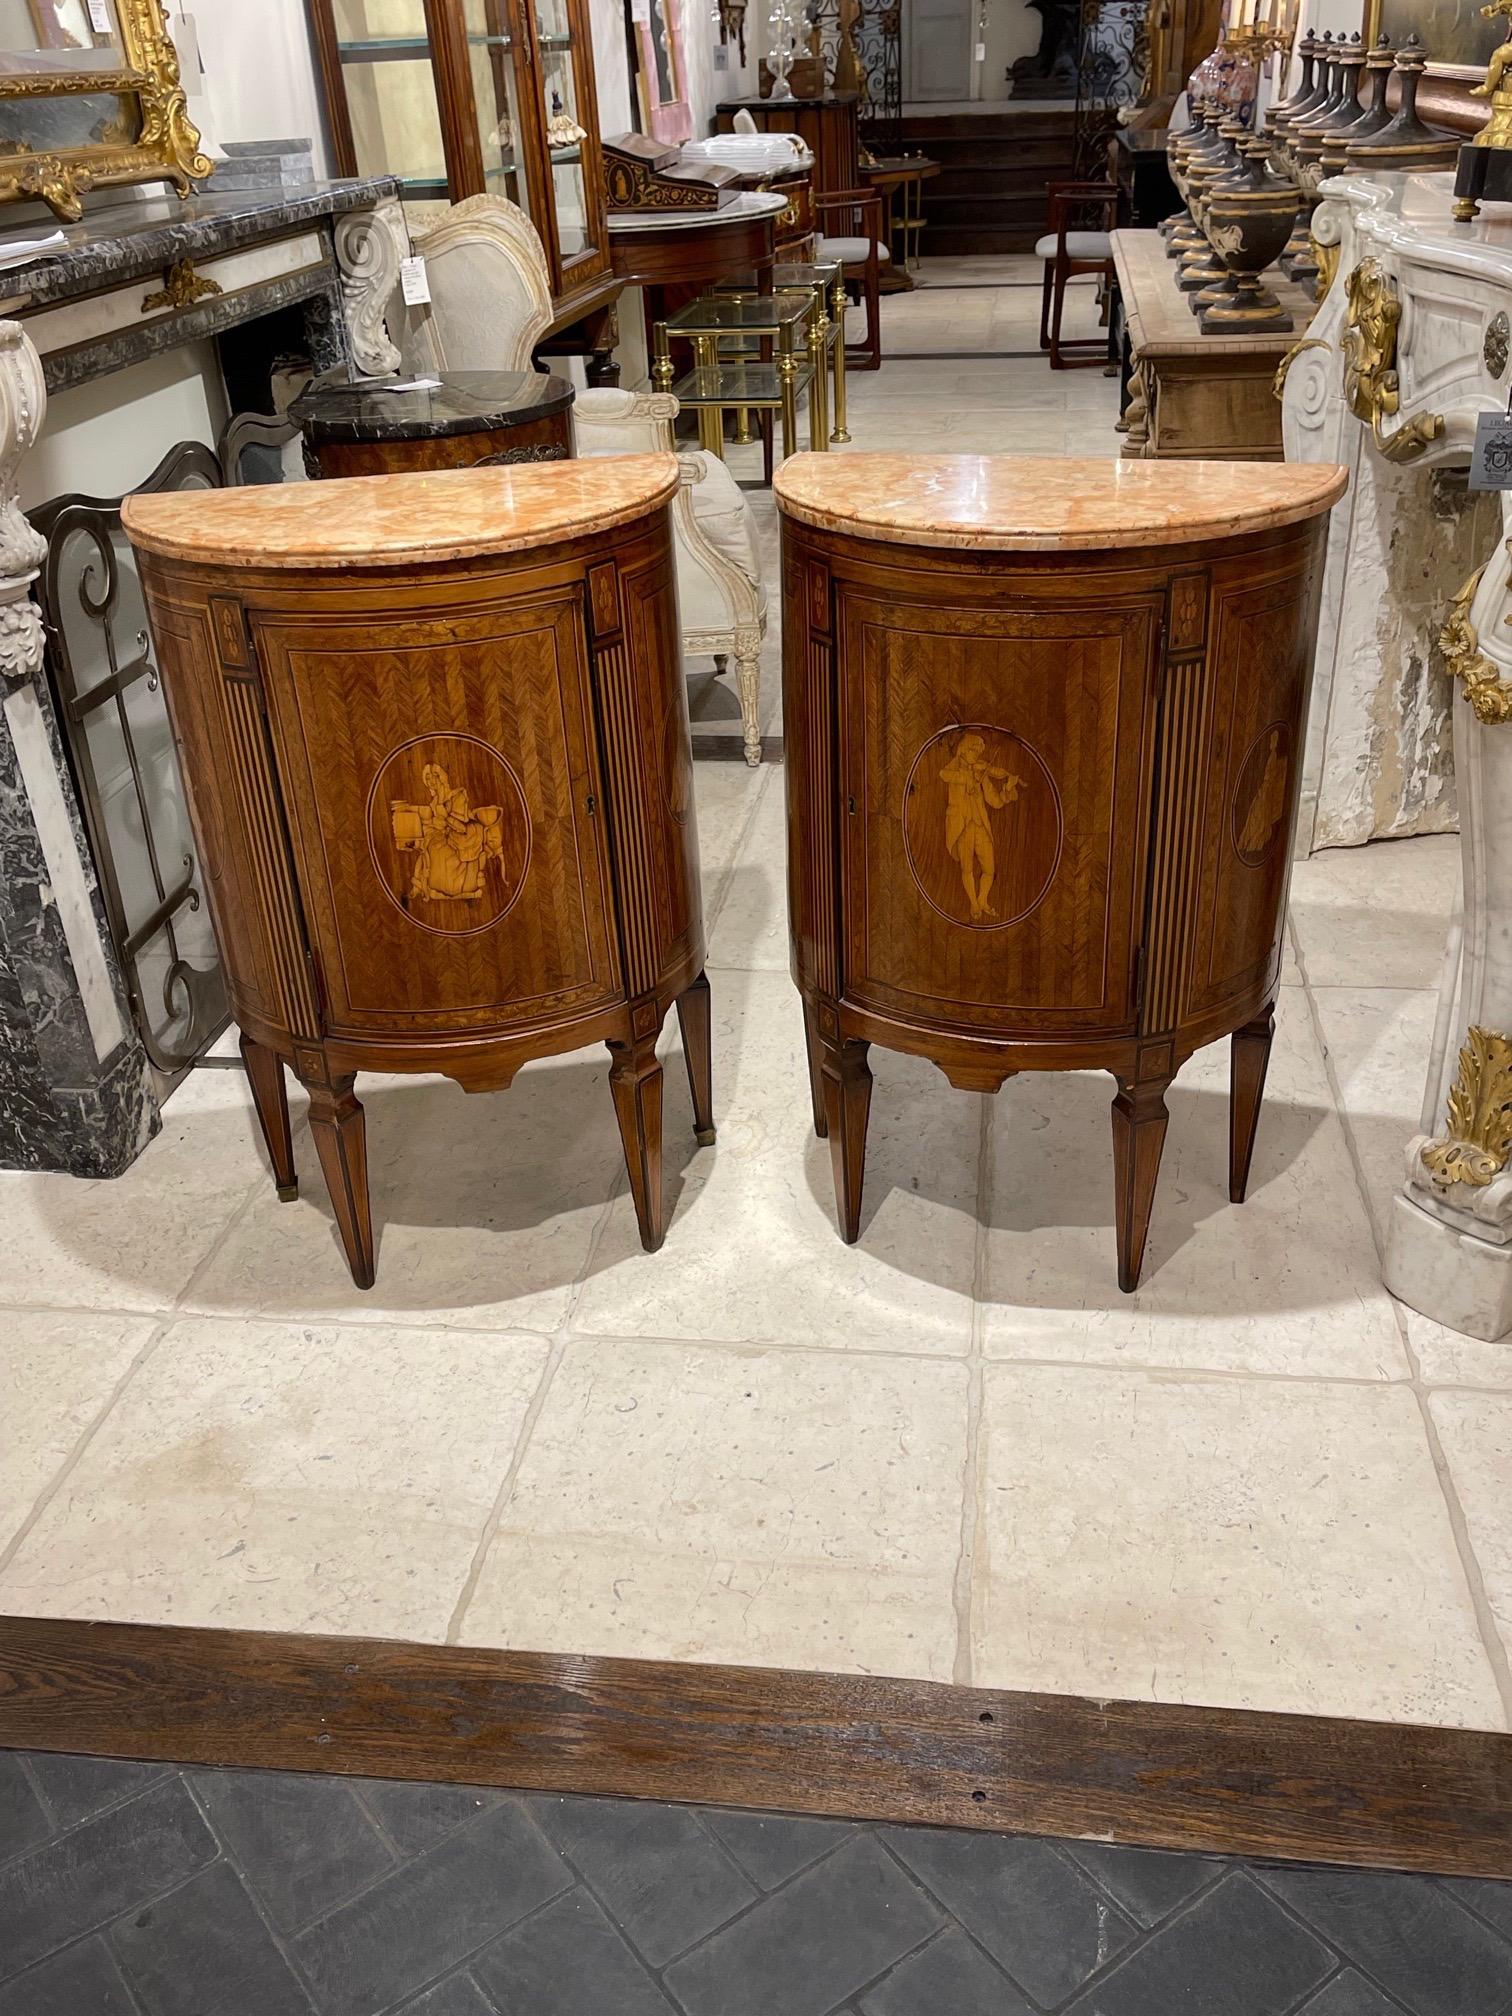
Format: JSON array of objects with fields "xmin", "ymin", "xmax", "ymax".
[
  {"xmin": 665, "ymin": 293, "xmax": 812, "ymax": 335},
  {"xmin": 669, "ymin": 361, "xmax": 815, "ymax": 405}
]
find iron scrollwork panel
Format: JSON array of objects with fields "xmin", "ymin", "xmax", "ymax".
[
  {"xmin": 1075, "ymin": 0, "xmax": 1151, "ymax": 177},
  {"xmin": 30, "ymin": 441, "xmax": 230, "ymax": 1076}
]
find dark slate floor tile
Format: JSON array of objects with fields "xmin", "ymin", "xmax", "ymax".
[
  {"xmin": 880, "ymin": 1825, "xmax": 1138, "ymax": 2006},
  {"xmin": 294, "ymin": 1799, "xmax": 570, "ymax": 2016},
  {"xmin": 1261, "ymin": 1866, "xmax": 1512, "ymax": 2016},
  {"xmin": 109, "ymin": 1859, "xmax": 312, "ymax": 2016},
  {"xmin": 662, "ymin": 1836, "xmax": 943, "ymax": 2016},
  {"xmin": 472, "ymin": 1886, "xmax": 678, "ymax": 2016},
  {"xmin": 1061, "ymin": 1841, "xmax": 1219, "ymax": 1928},
  {"xmin": 535, "ymin": 1795, "xmax": 756, "ymax": 1967},
  {"xmin": 0, "ymin": 1935, "xmax": 143, "ymax": 2015},
  {"xmin": 1296, "ymin": 1973, "xmax": 1407, "ymax": 2016},
  {"xmin": 0, "ymin": 1778, "xmax": 215, "ymax": 1978},
  {"xmin": 1444, "ymin": 1876, "xmax": 1512, "ymax": 1943},
  {"xmin": 0, "ymin": 1754, "xmax": 53, "ymax": 1866},
  {"xmin": 189, "ymin": 1769, "xmax": 394, "ymax": 1934},
  {"xmin": 859, "ymin": 1928, "xmax": 1036, "ymax": 2016},
  {"xmin": 353, "ymin": 1781, "xmax": 505, "ymax": 1858},
  {"xmin": 394, "ymin": 1973, "xmax": 496, "ymax": 2015},
  {"xmin": 1061, "ymin": 1871, "xmax": 1334, "ymax": 2016},
  {"xmin": 702, "ymin": 1810, "xmax": 853, "ymax": 1892},
  {"xmin": 23, "ymin": 1757, "xmax": 173, "ymax": 1831}
]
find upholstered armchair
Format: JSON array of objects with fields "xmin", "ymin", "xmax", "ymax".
[
  {"xmin": 388, "ymin": 195, "xmax": 767, "ymax": 766},
  {"xmin": 574, "ymin": 387, "xmax": 766, "ymax": 765}
]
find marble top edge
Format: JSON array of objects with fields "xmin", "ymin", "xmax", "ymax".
[
  {"xmin": 122, "ymin": 453, "xmax": 680, "ymax": 569},
  {"xmin": 773, "ymin": 453, "xmax": 1348, "ymax": 550},
  {"xmin": 2, "ymin": 175, "xmax": 399, "ymax": 305}
]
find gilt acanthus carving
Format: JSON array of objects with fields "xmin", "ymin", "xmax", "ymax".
[
  {"xmin": 1341, "ymin": 257, "xmax": 1446, "ymax": 464},
  {"xmin": 1420, "ymin": 1026, "xmax": 1512, "ymax": 1188},
  {"xmin": 1440, "ymin": 565, "xmax": 1512, "ymax": 725}
]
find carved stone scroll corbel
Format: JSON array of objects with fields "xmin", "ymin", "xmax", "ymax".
[
  {"xmin": 0, "ymin": 322, "xmax": 50, "ymax": 691},
  {"xmin": 335, "ymin": 199, "xmax": 405, "ymax": 378}
]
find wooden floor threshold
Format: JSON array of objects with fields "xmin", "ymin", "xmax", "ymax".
[{"xmin": 0, "ymin": 1614, "xmax": 1508, "ymax": 1879}]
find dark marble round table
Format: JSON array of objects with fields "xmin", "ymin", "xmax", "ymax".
[{"xmin": 291, "ymin": 369, "xmax": 576, "ymax": 478}]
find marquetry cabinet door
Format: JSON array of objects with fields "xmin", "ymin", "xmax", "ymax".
[
  {"xmin": 837, "ymin": 585, "xmax": 1160, "ymax": 1037},
  {"xmin": 252, "ymin": 588, "xmax": 621, "ymax": 1040}
]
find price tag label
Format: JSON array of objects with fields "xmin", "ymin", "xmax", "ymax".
[
  {"xmin": 87, "ymin": 0, "xmax": 112, "ymax": 31},
  {"xmin": 630, "ymin": 0, "xmax": 650, "ymax": 23},
  {"xmin": 1470, "ymin": 410, "xmax": 1512, "ymax": 489},
  {"xmin": 974, "ymin": 39, "xmax": 986, "ymax": 59},
  {"xmin": 399, "ymin": 254, "xmax": 431, "ymax": 306}
]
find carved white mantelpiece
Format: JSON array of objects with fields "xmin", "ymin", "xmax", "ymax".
[{"xmin": 1284, "ymin": 169, "xmax": 1512, "ymax": 1339}]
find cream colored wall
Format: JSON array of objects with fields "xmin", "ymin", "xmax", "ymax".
[
  {"xmin": 979, "ymin": 0, "xmax": 1044, "ymax": 101},
  {"xmin": 168, "ymin": 0, "xmax": 336, "ymax": 175},
  {"xmin": 18, "ymin": 345, "xmax": 229, "ymax": 513}
]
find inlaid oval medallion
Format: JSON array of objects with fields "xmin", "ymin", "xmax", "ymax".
[
  {"xmin": 366, "ymin": 733, "xmax": 531, "ymax": 936},
  {"xmin": 902, "ymin": 723, "xmax": 1062, "ymax": 931},
  {"xmin": 1232, "ymin": 721, "xmax": 1292, "ymax": 869},
  {"xmin": 663, "ymin": 683, "xmax": 693, "ymax": 827}
]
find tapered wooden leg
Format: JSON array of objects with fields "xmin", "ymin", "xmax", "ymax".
[
  {"xmin": 821, "ymin": 1032, "xmax": 873, "ymax": 1243},
  {"xmin": 240, "ymin": 1031, "xmax": 296, "ymax": 1201},
  {"xmin": 1110, "ymin": 1073, "xmax": 1171, "ymax": 1294},
  {"xmin": 802, "ymin": 999, "xmax": 829, "ymax": 1140},
  {"xmin": 676, "ymin": 971, "xmax": 715, "ymax": 1147},
  {"xmin": 1229, "ymin": 1004, "xmax": 1276, "ymax": 1204},
  {"xmin": 304, "ymin": 1072, "xmax": 374, "ymax": 1290},
  {"xmin": 609, "ymin": 1027, "xmax": 666, "ymax": 1253}
]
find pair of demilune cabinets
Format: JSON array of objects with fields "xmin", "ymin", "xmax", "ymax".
[{"xmin": 122, "ymin": 451, "xmax": 1342, "ymax": 1294}]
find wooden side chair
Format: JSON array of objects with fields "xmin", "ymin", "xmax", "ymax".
[
  {"xmin": 816, "ymin": 187, "xmax": 887, "ymax": 370},
  {"xmin": 1037, "ymin": 180, "xmax": 1118, "ymax": 370}
]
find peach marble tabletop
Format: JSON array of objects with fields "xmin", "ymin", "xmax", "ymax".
[
  {"xmin": 122, "ymin": 453, "xmax": 680, "ymax": 568},
  {"xmin": 773, "ymin": 453, "xmax": 1349, "ymax": 551}
]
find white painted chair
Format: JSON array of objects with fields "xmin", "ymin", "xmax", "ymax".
[
  {"xmin": 574, "ymin": 387, "xmax": 765, "ymax": 764},
  {"xmin": 387, "ymin": 195, "xmax": 767, "ymax": 764}
]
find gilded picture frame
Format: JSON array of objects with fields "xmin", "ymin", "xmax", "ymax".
[{"xmin": 0, "ymin": 0, "xmax": 209, "ymax": 223}]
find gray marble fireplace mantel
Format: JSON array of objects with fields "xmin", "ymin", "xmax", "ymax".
[{"xmin": 0, "ymin": 173, "xmax": 409, "ymax": 1178}]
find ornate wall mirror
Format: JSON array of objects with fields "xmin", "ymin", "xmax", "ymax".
[
  {"xmin": 0, "ymin": 0, "xmax": 209, "ymax": 221},
  {"xmin": 632, "ymin": 0, "xmax": 692, "ymax": 143}
]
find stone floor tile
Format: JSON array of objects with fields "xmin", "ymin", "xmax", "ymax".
[
  {"xmin": 189, "ymin": 1769, "xmax": 395, "ymax": 1934},
  {"xmin": 461, "ymin": 1338, "xmax": 966, "ymax": 1677},
  {"xmin": 0, "ymin": 1066, "xmax": 274, "ymax": 1315},
  {"xmin": 293, "ymin": 1801, "xmax": 570, "ymax": 2016},
  {"xmin": 1260, "ymin": 1865, "xmax": 1512, "ymax": 2016},
  {"xmin": 880, "ymin": 1826, "xmax": 1137, "ymax": 2005},
  {"xmin": 0, "ymin": 1934, "xmax": 143, "ymax": 2016},
  {"xmin": 353, "ymin": 1781, "xmax": 506, "ymax": 1858},
  {"xmin": 0, "ymin": 1312, "xmax": 157, "ymax": 1554},
  {"xmin": 980, "ymin": 990, "xmax": 1407, "ymax": 1379},
  {"xmin": 1446, "ymin": 1875, "xmax": 1512, "ymax": 1941},
  {"xmin": 471, "ymin": 1887, "xmax": 677, "ymax": 2016},
  {"xmin": 1290, "ymin": 835, "xmax": 1459, "ymax": 990},
  {"xmin": 533, "ymin": 1796, "xmax": 755, "ymax": 1966},
  {"xmin": 0, "ymin": 1319, "xmax": 546, "ymax": 1639},
  {"xmin": 396, "ymin": 1975, "xmax": 497, "ymax": 2016},
  {"xmin": 692, "ymin": 760, "xmax": 771, "ymax": 910},
  {"xmin": 1061, "ymin": 1871, "xmax": 1333, "ymax": 2016},
  {"xmin": 661, "ymin": 1837, "xmax": 942, "ymax": 2016},
  {"xmin": 859, "ymin": 1927, "xmax": 1035, "ymax": 2016},
  {"xmin": 1059, "ymin": 1841, "xmax": 1220, "ymax": 1928},
  {"xmin": 703, "ymin": 1808, "xmax": 853, "ymax": 1890},
  {"xmin": 0, "ymin": 1752, "xmax": 53, "ymax": 1863},
  {"xmin": 975, "ymin": 1368, "xmax": 1504, "ymax": 1727},
  {"xmin": 186, "ymin": 1057, "xmax": 625, "ymax": 1333},
  {"xmin": 109, "ymin": 1858, "xmax": 313, "ymax": 2016},
  {"xmin": 23, "ymin": 1754, "xmax": 173, "ymax": 1829},
  {"xmin": 1426, "ymin": 1391, "xmax": 1512, "ymax": 1681},
  {"xmin": 707, "ymin": 776, "xmax": 788, "ymax": 972},
  {"xmin": 1296, "ymin": 1973, "xmax": 1413, "ymax": 2015},
  {"xmin": 573, "ymin": 970, "xmax": 980, "ymax": 1358},
  {"xmin": 1309, "ymin": 985, "xmax": 1438, "ymax": 1247},
  {"xmin": 1406, "ymin": 1312, "xmax": 1512, "ymax": 1391},
  {"xmin": 0, "ymin": 1777, "xmax": 214, "ymax": 1977}
]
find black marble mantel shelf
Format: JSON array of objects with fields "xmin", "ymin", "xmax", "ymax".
[{"xmin": 0, "ymin": 175, "xmax": 401, "ymax": 310}]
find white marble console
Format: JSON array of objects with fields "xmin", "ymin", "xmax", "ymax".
[{"xmin": 1283, "ymin": 170, "xmax": 1512, "ymax": 1339}]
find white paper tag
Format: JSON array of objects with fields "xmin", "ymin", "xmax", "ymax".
[
  {"xmin": 630, "ymin": 0, "xmax": 650, "ymax": 23},
  {"xmin": 400, "ymin": 254, "xmax": 431, "ymax": 306},
  {"xmin": 974, "ymin": 39, "xmax": 986, "ymax": 60},
  {"xmin": 1471, "ymin": 411, "xmax": 1512, "ymax": 489},
  {"xmin": 376, "ymin": 377, "xmax": 442, "ymax": 392},
  {"xmin": 87, "ymin": 0, "xmax": 112, "ymax": 30}
]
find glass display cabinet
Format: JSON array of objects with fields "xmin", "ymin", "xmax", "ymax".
[{"xmin": 308, "ymin": 0, "xmax": 614, "ymax": 322}]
